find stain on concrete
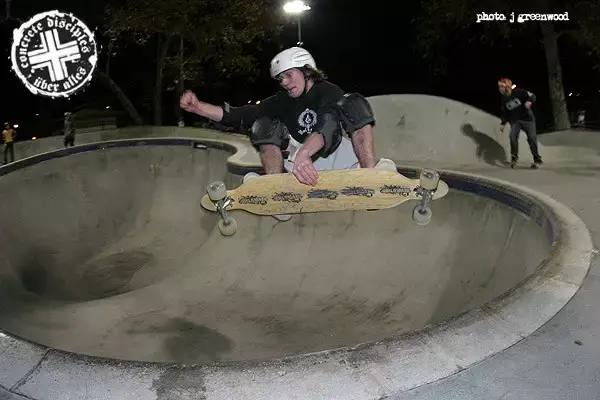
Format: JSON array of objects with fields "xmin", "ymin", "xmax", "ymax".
[
  {"xmin": 318, "ymin": 294, "xmax": 400, "ymax": 324},
  {"xmin": 370, "ymin": 301, "xmax": 394, "ymax": 322},
  {"xmin": 125, "ymin": 317, "xmax": 234, "ymax": 362},
  {"xmin": 245, "ymin": 315, "xmax": 299, "ymax": 338},
  {"xmin": 152, "ymin": 366, "xmax": 207, "ymax": 400}
]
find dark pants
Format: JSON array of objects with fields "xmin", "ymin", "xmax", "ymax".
[
  {"xmin": 509, "ymin": 119, "xmax": 541, "ymax": 162},
  {"xmin": 3, "ymin": 142, "xmax": 14, "ymax": 164},
  {"xmin": 64, "ymin": 136, "xmax": 75, "ymax": 147}
]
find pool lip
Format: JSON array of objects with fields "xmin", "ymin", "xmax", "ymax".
[
  {"xmin": 0, "ymin": 139, "xmax": 594, "ymax": 399},
  {"xmin": 0, "ymin": 137, "xmax": 260, "ymax": 178}
]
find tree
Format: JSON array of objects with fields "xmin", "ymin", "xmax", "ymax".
[
  {"xmin": 104, "ymin": 0, "xmax": 282, "ymax": 125},
  {"xmin": 91, "ymin": 36, "xmax": 146, "ymax": 125},
  {"xmin": 414, "ymin": 0, "xmax": 600, "ymax": 131}
]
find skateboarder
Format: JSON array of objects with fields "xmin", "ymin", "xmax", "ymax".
[
  {"xmin": 498, "ymin": 77, "xmax": 543, "ymax": 168},
  {"xmin": 181, "ymin": 46, "xmax": 385, "ymax": 220}
]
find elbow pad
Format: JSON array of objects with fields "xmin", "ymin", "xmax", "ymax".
[
  {"xmin": 337, "ymin": 92, "xmax": 376, "ymax": 135},
  {"xmin": 220, "ymin": 103, "xmax": 254, "ymax": 131},
  {"xmin": 314, "ymin": 112, "xmax": 342, "ymax": 157}
]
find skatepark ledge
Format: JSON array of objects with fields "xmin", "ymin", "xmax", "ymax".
[{"xmin": 0, "ymin": 137, "xmax": 594, "ymax": 400}]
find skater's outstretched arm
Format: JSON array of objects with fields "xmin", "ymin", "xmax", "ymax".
[
  {"xmin": 180, "ymin": 90, "xmax": 225, "ymax": 121},
  {"xmin": 180, "ymin": 90, "xmax": 280, "ymax": 131}
]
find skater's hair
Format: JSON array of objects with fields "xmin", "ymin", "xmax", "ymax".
[{"xmin": 301, "ymin": 65, "xmax": 327, "ymax": 82}]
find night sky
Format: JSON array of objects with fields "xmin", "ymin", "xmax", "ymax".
[{"xmin": 1, "ymin": 0, "xmax": 599, "ymax": 139}]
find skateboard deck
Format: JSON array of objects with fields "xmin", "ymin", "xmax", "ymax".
[
  {"xmin": 201, "ymin": 168, "xmax": 448, "ymax": 215},
  {"xmin": 201, "ymin": 163, "xmax": 449, "ymax": 235},
  {"xmin": 509, "ymin": 161, "xmax": 541, "ymax": 169}
]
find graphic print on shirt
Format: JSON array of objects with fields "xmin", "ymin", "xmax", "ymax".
[
  {"xmin": 505, "ymin": 97, "xmax": 522, "ymax": 111},
  {"xmin": 297, "ymin": 108, "xmax": 318, "ymax": 135}
]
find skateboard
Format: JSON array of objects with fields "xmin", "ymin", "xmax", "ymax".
[
  {"xmin": 201, "ymin": 163, "xmax": 449, "ymax": 236},
  {"xmin": 509, "ymin": 160, "xmax": 541, "ymax": 169}
]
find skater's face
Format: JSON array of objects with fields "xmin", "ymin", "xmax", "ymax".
[
  {"xmin": 277, "ymin": 68, "xmax": 306, "ymax": 98},
  {"xmin": 498, "ymin": 82, "xmax": 512, "ymax": 96}
]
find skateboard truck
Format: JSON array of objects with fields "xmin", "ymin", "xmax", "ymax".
[
  {"xmin": 412, "ymin": 169, "xmax": 440, "ymax": 226},
  {"xmin": 206, "ymin": 181, "xmax": 238, "ymax": 235}
]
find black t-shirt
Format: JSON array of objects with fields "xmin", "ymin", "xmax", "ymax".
[
  {"xmin": 501, "ymin": 88, "xmax": 536, "ymax": 124},
  {"xmin": 221, "ymin": 80, "xmax": 345, "ymax": 151}
]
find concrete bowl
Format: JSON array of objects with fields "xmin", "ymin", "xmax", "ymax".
[{"xmin": 0, "ymin": 138, "xmax": 593, "ymax": 400}]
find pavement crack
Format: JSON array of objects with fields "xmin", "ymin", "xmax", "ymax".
[{"xmin": 10, "ymin": 348, "xmax": 51, "ymax": 393}]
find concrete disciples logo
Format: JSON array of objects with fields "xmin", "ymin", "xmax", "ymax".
[{"xmin": 10, "ymin": 10, "xmax": 98, "ymax": 98}]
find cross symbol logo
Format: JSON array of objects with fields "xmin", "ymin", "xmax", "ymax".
[
  {"xmin": 10, "ymin": 10, "xmax": 98, "ymax": 98},
  {"xmin": 28, "ymin": 29, "xmax": 80, "ymax": 82}
]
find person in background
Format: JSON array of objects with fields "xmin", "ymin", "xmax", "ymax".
[
  {"xmin": 498, "ymin": 77, "xmax": 543, "ymax": 168},
  {"xmin": 64, "ymin": 112, "xmax": 75, "ymax": 147},
  {"xmin": 2, "ymin": 122, "xmax": 16, "ymax": 164},
  {"xmin": 576, "ymin": 110, "xmax": 586, "ymax": 128}
]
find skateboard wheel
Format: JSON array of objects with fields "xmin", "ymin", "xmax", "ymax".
[
  {"xmin": 218, "ymin": 218, "xmax": 237, "ymax": 236},
  {"xmin": 412, "ymin": 205, "xmax": 432, "ymax": 226},
  {"xmin": 419, "ymin": 169, "xmax": 440, "ymax": 191},
  {"xmin": 375, "ymin": 158, "xmax": 397, "ymax": 172},
  {"xmin": 207, "ymin": 181, "xmax": 227, "ymax": 201}
]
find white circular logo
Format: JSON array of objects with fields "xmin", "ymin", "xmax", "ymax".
[
  {"xmin": 298, "ymin": 108, "xmax": 317, "ymax": 134},
  {"xmin": 10, "ymin": 10, "xmax": 98, "ymax": 98}
]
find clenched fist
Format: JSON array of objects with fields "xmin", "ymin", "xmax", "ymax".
[{"xmin": 180, "ymin": 90, "xmax": 201, "ymax": 114}]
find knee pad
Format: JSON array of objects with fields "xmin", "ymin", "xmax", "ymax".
[
  {"xmin": 337, "ymin": 92, "xmax": 375, "ymax": 134},
  {"xmin": 250, "ymin": 117, "xmax": 290, "ymax": 151}
]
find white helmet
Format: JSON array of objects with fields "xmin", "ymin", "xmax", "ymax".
[{"xmin": 270, "ymin": 47, "xmax": 316, "ymax": 78}]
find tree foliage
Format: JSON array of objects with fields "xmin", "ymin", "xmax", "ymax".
[
  {"xmin": 412, "ymin": 0, "xmax": 600, "ymax": 130},
  {"xmin": 566, "ymin": 1, "xmax": 600, "ymax": 57},
  {"xmin": 104, "ymin": 0, "xmax": 282, "ymax": 86},
  {"xmin": 413, "ymin": 0, "xmax": 600, "ymax": 73}
]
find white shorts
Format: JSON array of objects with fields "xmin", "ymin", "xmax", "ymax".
[{"xmin": 283, "ymin": 135, "xmax": 359, "ymax": 173}]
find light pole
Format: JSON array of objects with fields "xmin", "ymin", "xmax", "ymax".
[{"xmin": 283, "ymin": 1, "xmax": 310, "ymax": 47}]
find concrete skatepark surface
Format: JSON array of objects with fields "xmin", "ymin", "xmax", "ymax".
[
  {"xmin": 368, "ymin": 94, "xmax": 599, "ymax": 168},
  {"xmin": 0, "ymin": 144, "xmax": 552, "ymax": 363},
  {"xmin": 0, "ymin": 94, "xmax": 598, "ymax": 399}
]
